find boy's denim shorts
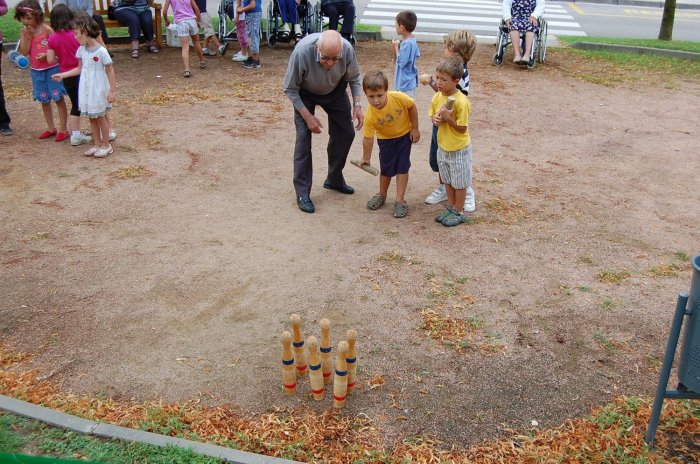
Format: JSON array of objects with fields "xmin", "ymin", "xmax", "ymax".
[
  {"xmin": 245, "ymin": 12, "xmax": 262, "ymax": 53},
  {"xmin": 378, "ymin": 132, "xmax": 412, "ymax": 178}
]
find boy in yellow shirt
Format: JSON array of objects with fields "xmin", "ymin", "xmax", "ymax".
[
  {"xmin": 429, "ymin": 57, "xmax": 472, "ymax": 227},
  {"xmin": 360, "ymin": 70, "xmax": 420, "ymax": 218}
]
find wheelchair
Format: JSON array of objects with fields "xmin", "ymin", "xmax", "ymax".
[
  {"xmin": 314, "ymin": 0, "xmax": 356, "ymax": 46},
  {"xmin": 218, "ymin": 0, "xmax": 239, "ymax": 54},
  {"xmin": 493, "ymin": 17, "xmax": 548, "ymax": 69},
  {"xmin": 267, "ymin": 0, "xmax": 319, "ymax": 47}
]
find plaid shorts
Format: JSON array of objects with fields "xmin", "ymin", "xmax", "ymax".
[
  {"xmin": 175, "ymin": 18, "xmax": 198, "ymax": 37},
  {"xmin": 437, "ymin": 144, "xmax": 472, "ymax": 190}
]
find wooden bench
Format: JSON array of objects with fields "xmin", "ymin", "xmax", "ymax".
[{"xmin": 44, "ymin": 0, "xmax": 163, "ymax": 47}]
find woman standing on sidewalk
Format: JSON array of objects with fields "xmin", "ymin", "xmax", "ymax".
[{"xmin": 0, "ymin": 0, "xmax": 13, "ymax": 135}]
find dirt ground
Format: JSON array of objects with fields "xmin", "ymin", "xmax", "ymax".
[{"xmin": 1, "ymin": 40, "xmax": 699, "ymax": 449}]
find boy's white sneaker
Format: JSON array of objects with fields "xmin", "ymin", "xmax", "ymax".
[
  {"xmin": 94, "ymin": 145, "xmax": 113, "ymax": 158},
  {"xmin": 464, "ymin": 186, "xmax": 476, "ymax": 212},
  {"xmin": 232, "ymin": 52, "xmax": 248, "ymax": 62},
  {"xmin": 108, "ymin": 129, "xmax": 117, "ymax": 141},
  {"xmin": 218, "ymin": 43, "xmax": 228, "ymax": 55},
  {"xmin": 71, "ymin": 133, "xmax": 92, "ymax": 146},
  {"xmin": 425, "ymin": 184, "xmax": 447, "ymax": 204},
  {"xmin": 202, "ymin": 48, "xmax": 217, "ymax": 56}
]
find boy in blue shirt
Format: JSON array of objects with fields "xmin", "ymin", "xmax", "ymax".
[{"xmin": 392, "ymin": 11, "xmax": 419, "ymax": 98}]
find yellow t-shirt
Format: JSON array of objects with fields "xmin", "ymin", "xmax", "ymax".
[
  {"xmin": 429, "ymin": 91, "xmax": 471, "ymax": 152},
  {"xmin": 362, "ymin": 91, "xmax": 415, "ymax": 140}
]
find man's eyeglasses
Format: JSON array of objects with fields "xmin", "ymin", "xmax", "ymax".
[{"xmin": 319, "ymin": 54, "xmax": 341, "ymax": 63}]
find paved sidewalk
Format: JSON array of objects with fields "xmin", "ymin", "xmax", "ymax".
[{"xmin": 563, "ymin": 0, "xmax": 700, "ymax": 9}]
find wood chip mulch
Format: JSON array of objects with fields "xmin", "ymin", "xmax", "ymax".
[{"xmin": 1, "ymin": 345, "xmax": 698, "ymax": 463}]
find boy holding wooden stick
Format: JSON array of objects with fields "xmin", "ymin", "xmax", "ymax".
[{"xmin": 359, "ymin": 70, "xmax": 419, "ymax": 219}]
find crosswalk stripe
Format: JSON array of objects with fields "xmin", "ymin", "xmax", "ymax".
[
  {"xmin": 361, "ymin": 0, "xmax": 585, "ymax": 37},
  {"xmin": 362, "ymin": 19, "xmax": 500, "ymax": 33}
]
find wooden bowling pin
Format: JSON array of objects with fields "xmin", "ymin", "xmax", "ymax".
[
  {"xmin": 346, "ymin": 329, "xmax": 358, "ymax": 395},
  {"xmin": 280, "ymin": 331, "xmax": 297, "ymax": 395},
  {"xmin": 320, "ymin": 318, "xmax": 333, "ymax": 384},
  {"xmin": 290, "ymin": 314, "xmax": 308, "ymax": 377},
  {"xmin": 333, "ymin": 341, "xmax": 349, "ymax": 408},
  {"xmin": 306, "ymin": 336, "xmax": 324, "ymax": 401}
]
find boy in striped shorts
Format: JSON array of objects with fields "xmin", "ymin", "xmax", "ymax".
[{"xmin": 429, "ymin": 56, "xmax": 472, "ymax": 227}]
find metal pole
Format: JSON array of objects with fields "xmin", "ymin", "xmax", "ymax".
[{"xmin": 644, "ymin": 292, "xmax": 690, "ymax": 446}]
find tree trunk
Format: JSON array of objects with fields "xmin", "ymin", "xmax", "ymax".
[{"xmin": 658, "ymin": 0, "xmax": 677, "ymax": 41}]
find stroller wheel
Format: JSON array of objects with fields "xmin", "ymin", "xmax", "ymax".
[{"xmin": 493, "ymin": 52, "xmax": 504, "ymax": 66}]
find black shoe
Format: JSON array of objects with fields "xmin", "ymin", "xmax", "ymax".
[
  {"xmin": 323, "ymin": 181, "xmax": 354, "ymax": 195},
  {"xmin": 0, "ymin": 126, "xmax": 13, "ymax": 136},
  {"xmin": 297, "ymin": 195, "xmax": 315, "ymax": 213}
]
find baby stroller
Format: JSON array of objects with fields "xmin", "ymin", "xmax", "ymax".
[
  {"xmin": 314, "ymin": 0, "xmax": 356, "ymax": 46},
  {"xmin": 493, "ymin": 17, "xmax": 548, "ymax": 69},
  {"xmin": 218, "ymin": 0, "xmax": 239, "ymax": 54},
  {"xmin": 267, "ymin": 0, "xmax": 318, "ymax": 47}
]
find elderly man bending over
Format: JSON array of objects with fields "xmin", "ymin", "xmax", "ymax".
[{"xmin": 283, "ymin": 30, "xmax": 363, "ymax": 214}]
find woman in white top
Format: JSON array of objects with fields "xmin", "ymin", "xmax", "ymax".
[{"xmin": 502, "ymin": 0, "xmax": 544, "ymax": 63}]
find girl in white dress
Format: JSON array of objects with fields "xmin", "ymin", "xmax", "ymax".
[{"xmin": 53, "ymin": 12, "xmax": 116, "ymax": 158}]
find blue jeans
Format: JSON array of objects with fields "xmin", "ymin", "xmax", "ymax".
[
  {"xmin": 245, "ymin": 12, "xmax": 263, "ymax": 54},
  {"xmin": 114, "ymin": 7, "xmax": 154, "ymax": 42},
  {"xmin": 0, "ymin": 49, "xmax": 10, "ymax": 129},
  {"xmin": 428, "ymin": 124, "xmax": 439, "ymax": 172},
  {"xmin": 321, "ymin": 0, "xmax": 354, "ymax": 40}
]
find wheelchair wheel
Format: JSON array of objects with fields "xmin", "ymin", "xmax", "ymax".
[
  {"xmin": 538, "ymin": 20, "xmax": 548, "ymax": 63},
  {"xmin": 218, "ymin": 1, "xmax": 226, "ymax": 41},
  {"xmin": 526, "ymin": 55, "xmax": 536, "ymax": 69},
  {"xmin": 267, "ymin": 1, "xmax": 277, "ymax": 47},
  {"xmin": 493, "ymin": 23, "xmax": 506, "ymax": 65}
]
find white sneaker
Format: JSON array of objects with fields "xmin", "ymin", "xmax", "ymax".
[
  {"xmin": 232, "ymin": 52, "xmax": 248, "ymax": 62},
  {"xmin": 94, "ymin": 145, "xmax": 113, "ymax": 158},
  {"xmin": 218, "ymin": 44, "xmax": 228, "ymax": 55},
  {"xmin": 83, "ymin": 146, "xmax": 99, "ymax": 157},
  {"xmin": 108, "ymin": 129, "xmax": 117, "ymax": 141},
  {"xmin": 71, "ymin": 133, "xmax": 92, "ymax": 146},
  {"xmin": 425, "ymin": 184, "xmax": 447, "ymax": 204},
  {"xmin": 202, "ymin": 48, "xmax": 217, "ymax": 56},
  {"xmin": 464, "ymin": 186, "xmax": 476, "ymax": 212}
]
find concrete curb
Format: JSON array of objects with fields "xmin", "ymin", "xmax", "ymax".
[
  {"xmin": 571, "ymin": 41, "xmax": 700, "ymax": 59},
  {"xmin": 0, "ymin": 395, "xmax": 302, "ymax": 464}
]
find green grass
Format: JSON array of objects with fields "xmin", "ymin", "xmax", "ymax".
[
  {"xmin": 0, "ymin": 412, "xmax": 224, "ymax": 463},
  {"xmin": 0, "ymin": 11, "xmax": 23, "ymax": 43},
  {"xmin": 557, "ymin": 35, "xmax": 700, "ymax": 54}
]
